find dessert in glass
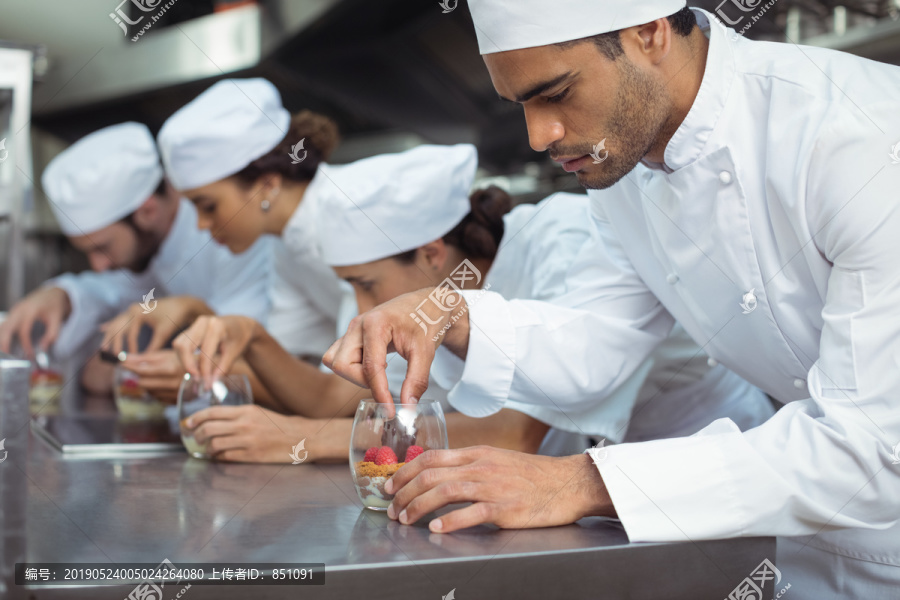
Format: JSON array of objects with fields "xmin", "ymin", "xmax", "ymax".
[
  {"xmin": 29, "ymin": 367, "xmax": 64, "ymax": 415},
  {"xmin": 350, "ymin": 399, "xmax": 448, "ymax": 510},
  {"xmin": 114, "ymin": 366, "xmax": 167, "ymax": 421},
  {"xmin": 177, "ymin": 373, "xmax": 252, "ymax": 458}
]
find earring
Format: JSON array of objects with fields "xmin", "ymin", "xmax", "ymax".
[{"xmin": 261, "ymin": 187, "xmax": 279, "ymax": 213}]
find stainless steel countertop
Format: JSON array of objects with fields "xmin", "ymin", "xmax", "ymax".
[{"xmin": 20, "ymin": 418, "xmax": 776, "ymax": 600}]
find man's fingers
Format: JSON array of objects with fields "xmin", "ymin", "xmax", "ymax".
[
  {"xmin": 17, "ymin": 320, "xmax": 35, "ymax": 358},
  {"xmin": 327, "ymin": 318, "xmax": 367, "ymax": 386},
  {"xmin": 399, "ymin": 481, "xmax": 486, "ymax": 527},
  {"xmin": 359, "ymin": 317, "xmax": 393, "ymax": 407},
  {"xmin": 41, "ymin": 313, "xmax": 63, "ymax": 352},
  {"xmin": 0, "ymin": 319, "xmax": 15, "ymax": 353},
  {"xmin": 399, "ymin": 345, "xmax": 435, "ymax": 405},
  {"xmin": 385, "ymin": 450, "xmax": 472, "ymax": 502},
  {"xmin": 426, "ymin": 502, "xmax": 496, "ymax": 534},
  {"xmin": 322, "ymin": 339, "xmax": 340, "ymax": 370}
]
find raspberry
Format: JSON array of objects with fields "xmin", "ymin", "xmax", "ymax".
[
  {"xmin": 363, "ymin": 447, "xmax": 378, "ymax": 463},
  {"xmin": 374, "ymin": 446, "xmax": 398, "ymax": 465},
  {"xmin": 405, "ymin": 445, "xmax": 424, "ymax": 462}
]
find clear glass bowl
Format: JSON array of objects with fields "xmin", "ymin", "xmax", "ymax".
[
  {"xmin": 350, "ymin": 399, "xmax": 448, "ymax": 511},
  {"xmin": 114, "ymin": 366, "xmax": 166, "ymax": 421},
  {"xmin": 177, "ymin": 373, "xmax": 252, "ymax": 459}
]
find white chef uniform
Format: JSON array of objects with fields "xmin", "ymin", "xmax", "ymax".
[
  {"xmin": 314, "ymin": 143, "xmax": 772, "ymax": 456},
  {"xmin": 157, "ymin": 78, "xmax": 345, "ymax": 358},
  {"xmin": 267, "ymin": 172, "xmax": 346, "ymax": 357},
  {"xmin": 50, "ymin": 199, "xmax": 271, "ymax": 358},
  {"xmin": 425, "ymin": 193, "xmax": 773, "ymax": 455},
  {"xmin": 40, "ymin": 123, "xmax": 271, "ymax": 359},
  {"xmin": 457, "ymin": 4, "xmax": 900, "ymax": 596}
]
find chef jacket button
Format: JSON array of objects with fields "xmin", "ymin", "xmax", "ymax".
[
  {"xmin": 707, "ymin": 358, "xmax": 718, "ymax": 368},
  {"xmin": 666, "ymin": 273, "xmax": 679, "ymax": 285},
  {"xmin": 719, "ymin": 171, "xmax": 733, "ymax": 185},
  {"xmin": 793, "ymin": 378, "xmax": 806, "ymax": 390}
]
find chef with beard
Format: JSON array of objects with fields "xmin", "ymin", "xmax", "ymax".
[
  {"xmin": 0, "ymin": 122, "xmax": 271, "ymax": 393},
  {"xmin": 323, "ymin": 1, "xmax": 900, "ymax": 596}
]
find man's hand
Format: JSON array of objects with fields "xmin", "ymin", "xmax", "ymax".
[
  {"xmin": 101, "ymin": 296, "xmax": 211, "ymax": 356},
  {"xmin": 0, "ymin": 287, "xmax": 71, "ymax": 357},
  {"xmin": 384, "ymin": 446, "xmax": 616, "ymax": 533},
  {"xmin": 172, "ymin": 315, "xmax": 261, "ymax": 387},
  {"xmin": 323, "ymin": 287, "xmax": 470, "ymax": 408},
  {"xmin": 121, "ymin": 350, "xmax": 186, "ymax": 403}
]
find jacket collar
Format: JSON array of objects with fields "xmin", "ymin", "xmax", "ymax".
[{"xmin": 642, "ymin": 9, "xmax": 737, "ymax": 173}]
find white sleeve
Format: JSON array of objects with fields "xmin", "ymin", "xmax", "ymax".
[
  {"xmin": 589, "ymin": 103, "xmax": 900, "ymax": 542},
  {"xmin": 48, "ymin": 269, "xmax": 151, "ymax": 358},
  {"xmin": 442, "ymin": 201, "xmax": 674, "ymax": 420}
]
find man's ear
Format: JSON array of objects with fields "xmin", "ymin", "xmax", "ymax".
[
  {"xmin": 130, "ymin": 194, "xmax": 159, "ymax": 230},
  {"xmin": 622, "ymin": 17, "xmax": 672, "ymax": 65}
]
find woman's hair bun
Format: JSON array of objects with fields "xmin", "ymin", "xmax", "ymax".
[
  {"xmin": 233, "ymin": 110, "xmax": 340, "ymax": 186},
  {"xmin": 442, "ymin": 185, "xmax": 513, "ymax": 261}
]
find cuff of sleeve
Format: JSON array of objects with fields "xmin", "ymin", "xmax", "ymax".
[
  {"xmin": 586, "ymin": 419, "xmax": 768, "ymax": 543},
  {"xmin": 445, "ymin": 289, "xmax": 516, "ymax": 418}
]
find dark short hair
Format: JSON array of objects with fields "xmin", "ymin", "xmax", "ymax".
[{"xmin": 560, "ymin": 6, "xmax": 697, "ymax": 60}]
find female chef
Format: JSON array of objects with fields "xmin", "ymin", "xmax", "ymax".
[
  {"xmin": 107, "ymin": 78, "xmax": 348, "ymax": 405},
  {"xmin": 171, "ymin": 144, "xmax": 772, "ymax": 462}
]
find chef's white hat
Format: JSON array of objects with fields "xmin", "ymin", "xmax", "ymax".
[
  {"xmin": 42, "ymin": 122, "xmax": 163, "ymax": 236},
  {"xmin": 157, "ymin": 78, "xmax": 291, "ymax": 191},
  {"xmin": 316, "ymin": 144, "xmax": 478, "ymax": 267},
  {"xmin": 468, "ymin": 0, "xmax": 687, "ymax": 54}
]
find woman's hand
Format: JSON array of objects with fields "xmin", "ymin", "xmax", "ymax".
[
  {"xmin": 185, "ymin": 404, "xmax": 311, "ymax": 463},
  {"xmin": 172, "ymin": 315, "xmax": 261, "ymax": 387},
  {"xmin": 101, "ymin": 296, "xmax": 211, "ymax": 355},
  {"xmin": 120, "ymin": 350, "xmax": 186, "ymax": 403}
]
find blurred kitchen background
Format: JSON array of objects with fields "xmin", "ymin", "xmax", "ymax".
[{"xmin": 0, "ymin": 0, "xmax": 899, "ymax": 310}]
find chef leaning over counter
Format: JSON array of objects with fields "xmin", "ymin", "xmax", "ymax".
[
  {"xmin": 155, "ymin": 78, "xmax": 348, "ymax": 364},
  {"xmin": 324, "ymin": 0, "xmax": 900, "ymax": 597},
  {"xmin": 170, "ymin": 144, "xmax": 773, "ymax": 463},
  {"xmin": 0, "ymin": 122, "xmax": 271, "ymax": 377}
]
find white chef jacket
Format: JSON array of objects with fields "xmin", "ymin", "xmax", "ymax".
[
  {"xmin": 266, "ymin": 170, "xmax": 348, "ymax": 358},
  {"xmin": 392, "ymin": 193, "xmax": 772, "ymax": 455},
  {"xmin": 441, "ymin": 10, "xmax": 900, "ymax": 595},
  {"xmin": 49, "ymin": 199, "xmax": 272, "ymax": 358}
]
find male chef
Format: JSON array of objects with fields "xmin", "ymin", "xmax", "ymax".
[
  {"xmin": 0, "ymin": 122, "xmax": 271, "ymax": 391},
  {"xmin": 324, "ymin": 1, "xmax": 900, "ymax": 596}
]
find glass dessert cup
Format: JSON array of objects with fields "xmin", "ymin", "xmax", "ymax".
[
  {"xmin": 114, "ymin": 366, "xmax": 167, "ymax": 421},
  {"xmin": 177, "ymin": 373, "xmax": 252, "ymax": 459},
  {"xmin": 350, "ymin": 399, "xmax": 448, "ymax": 511},
  {"xmin": 29, "ymin": 367, "xmax": 64, "ymax": 416}
]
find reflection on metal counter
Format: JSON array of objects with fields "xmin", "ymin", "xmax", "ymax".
[{"xmin": 30, "ymin": 414, "xmax": 183, "ymax": 457}]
